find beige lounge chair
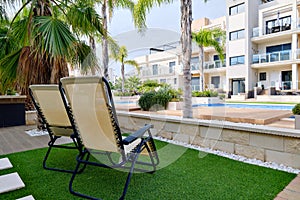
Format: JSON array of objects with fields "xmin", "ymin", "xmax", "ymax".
[
  {"xmin": 60, "ymin": 76, "xmax": 159, "ymax": 200},
  {"xmin": 29, "ymin": 85, "xmax": 83, "ymax": 173}
]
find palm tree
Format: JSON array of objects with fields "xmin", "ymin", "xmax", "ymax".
[
  {"xmin": 92, "ymin": 0, "xmax": 134, "ymax": 79},
  {"xmin": 0, "ymin": 0, "xmax": 103, "ymax": 109},
  {"xmin": 110, "ymin": 46, "xmax": 139, "ymax": 93},
  {"xmin": 134, "ymin": 0, "xmax": 208, "ymax": 118},
  {"xmin": 192, "ymin": 27, "xmax": 225, "ymax": 92}
]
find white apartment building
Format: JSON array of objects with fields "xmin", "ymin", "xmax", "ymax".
[
  {"xmin": 134, "ymin": 0, "xmax": 300, "ymax": 100},
  {"xmin": 226, "ymin": 0, "xmax": 300, "ymax": 99},
  {"xmin": 134, "ymin": 17, "xmax": 226, "ymax": 92}
]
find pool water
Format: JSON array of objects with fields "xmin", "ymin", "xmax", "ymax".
[{"xmin": 192, "ymin": 103, "xmax": 294, "ymax": 110}]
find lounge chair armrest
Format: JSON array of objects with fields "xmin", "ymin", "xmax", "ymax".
[{"xmin": 123, "ymin": 124, "xmax": 153, "ymax": 145}]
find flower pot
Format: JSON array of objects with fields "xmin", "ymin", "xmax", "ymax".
[{"xmin": 167, "ymin": 102, "xmax": 183, "ymax": 110}]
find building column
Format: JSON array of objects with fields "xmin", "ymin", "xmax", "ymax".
[
  {"xmin": 292, "ymin": 64, "xmax": 298, "ymax": 90},
  {"xmin": 292, "ymin": 34, "xmax": 298, "ymax": 60}
]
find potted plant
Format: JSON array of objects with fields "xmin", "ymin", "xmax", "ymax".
[{"xmin": 292, "ymin": 103, "xmax": 300, "ymax": 129}]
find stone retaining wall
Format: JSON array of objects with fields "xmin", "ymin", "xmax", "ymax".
[{"xmin": 117, "ymin": 111, "xmax": 300, "ymax": 169}]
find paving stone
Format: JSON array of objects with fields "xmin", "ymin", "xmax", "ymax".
[
  {"xmin": 17, "ymin": 195, "xmax": 35, "ymax": 200},
  {"xmin": 0, "ymin": 172, "xmax": 25, "ymax": 194},
  {"xmin": 276, "ymin": 189, "xmax": 300, "ymax": 200},
  {"xmin": 0, "ymin": 158, "xmax": 13, "ymax": 170}
]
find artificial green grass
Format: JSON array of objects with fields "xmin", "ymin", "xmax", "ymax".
[{"xmin": 0, "ymin": 141, "xmax": 296, "ymax": 200}]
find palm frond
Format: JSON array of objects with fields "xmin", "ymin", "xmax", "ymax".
[
  {"xmin": 33, "ymin": 16, "xmax": 76, "ymax": 58},
  {"xmin": 66, "ymin": 2, "xmax": 103, "ymax": 37},
  {"xmin": 133, "ymin": 0, "xmax": 173, "ymax": 30},
  {"xmin": 0, "ymin": 48, "xmax": 22, "ymax": 93},
  {"xmin": 124, "ymin": 59, "xmax": 140, "ymax": 73}
]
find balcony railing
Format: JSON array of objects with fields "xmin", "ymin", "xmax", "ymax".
[
  {"xmin": 252, "ymin": 50, "xmax": 291, "ymax": 64},
  {"xmin": 252, "ymin": 24, "xmax": 291, "ymax": 37},
  {"xmin": 141, "ymin": 65, "xmax": 182, "ymax": 77},
  {"xmin": 204, "ymin": 60, "xmax": 226, "ymax": 70}
]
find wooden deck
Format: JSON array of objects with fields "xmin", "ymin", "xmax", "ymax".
[{"xmin": 0, "ymin": 125, "xmax": 71, "ymax": 155}]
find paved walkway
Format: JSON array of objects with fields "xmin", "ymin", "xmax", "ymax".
[
  {"xmin": 275, "ymin": 174, "xmax": 300, "ymax": 200},
  {"xmin": 0, "ymin": 125, "xmax": 71, "ymax": 155}
]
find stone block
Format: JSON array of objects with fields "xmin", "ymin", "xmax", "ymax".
[
  {"xmin": 191, "ymin": 136, "xmax": 218, "ymax": 149},
  {"xmin": 250, "ymin": 133, "xmax": 284, "ymax": 151},
  {"xmin": 222, "ymin": 129, "xmax": 249, "ymax": 145},
  {"xmin": 173, "ymin": 133, "xmax": 190, "ymax": 144},
  {"xmin": 158, "ymin": 131, "xmax": 173, "ymax": 140},
  {"xmin": 150, "ymin": 120, "xmax": 166, "ymax": 134},
  {"xmin": 132, "ymin": 117, "xmax": 151, "ymax": 127},
  {"xmin": 212, "ymin": 141, "xmax": 235, "ymax": 154},
  {"xmin": 164, "ymin": 122, "xmax": 180, "ymax": 133},
  {"xmin": 118, "ymin": 116, "xmax": 135, "ymax": 131},
  {"xmin": 266, "ymin": 150, "xmax": 300, "ymax": 169},
  {"xmin": 200, "ymin": 126, "xmax": 223, "ymax": 140},
  {"xmin": 284, "ymin": 138, "xmax": 300, "ymax": 154},
  {"xmin": 235, "ymin": 144, "xmax": 265, "ymax": 161},
  {"xmin": 179, "ymin": 124, "xmax": 199, "ymax": 137}
]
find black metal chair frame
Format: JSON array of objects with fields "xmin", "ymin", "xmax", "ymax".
[
  {"xmin": 60, "ymin": 77, "xmax": 159, "ymax": 200},
  {"xmin": 29, "ymin": 86, "xmax": 83, "ymax": 173}
]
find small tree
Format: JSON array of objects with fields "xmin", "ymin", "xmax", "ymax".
[
  {"xmin": 192, "ymin": 28, "xmax": 225, "ymax": 91},
  {"xmin": 110, "ymin": 46, "xmax": 139, "ymax": 93},
  {"xmin": 125, "ymin": 76, "xmax": 141, "ymax": 94}
]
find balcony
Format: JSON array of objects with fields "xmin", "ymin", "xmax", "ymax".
[
  {"xmin": 204, "ymin": 60, "xmax": 226, "ymax": 70},
  {"xmin": 252, "ymin": 50, "xmax": 291, "ymax": 64},
  {"xmin": 141, "ymin": 65, "xmax": 182, "ymax": 77},
  {"xmin": 253, "ymin": 24, "xmax": 292, "ymax": 38}
]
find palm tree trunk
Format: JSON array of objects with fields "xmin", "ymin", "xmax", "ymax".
[
  {"xmin": 121, "ymin": 63, "xmax": 125, "ymax": 93},
  {"xmin": 181, "ymin": 0, "xmax": 193, "ymax": 118},
  {"xmin": 89, "ymin": 36, "xmax": 96, "ymax": 75},
  {"xmin": 199, "ymin": 46, "xmax": 204, "ymax": 92},
  {"xmin": 102, "ymin": 1, "xmax": 109, "ymax": 79}
]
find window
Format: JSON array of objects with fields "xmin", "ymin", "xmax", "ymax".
[
  {"xmin": 169, "ymin": 61, "xmax": 175, "ymax": 73},
  {"xmin": 152, "ymin": 64, "xmax": 158, "ymax": 75},
  {"xmin": 160, "ymin": 79, "xmax": 166, "ymax": 83},
  {"xmin": 229, "ymin": 29, "xmax": 245, "ymax": 40},
  {"xmin": 191, "ymin": 57, "xmax": 199, "ymax": 70},
  {"xmin": 259, "ymin": 72, "xmax": 266, "ymax": 81},
  {"xmin": 230, "ymin": 56, "xmax": 245, "ymax": 66},
  {"xmin": 229, "ymin": 3, "xmax": 245, "ymax": 16},
  {"xmin": 174, "ymin": 78, "xmax": 177, "ymax": 85},
  {"xmin": 266, "ymin": 16, "xmax": 291, "ymax": 34},
  {"xmin": 191, "ymin": 77, "xmax": 200, "ymax": 91},
  {"xmin": 211, "ymin": 76, "xmax": 220, "ymax": 89}
]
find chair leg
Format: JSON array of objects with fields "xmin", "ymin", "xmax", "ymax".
[
  {"xmin": 43, "ymin": 136, "xmax": 83, "ymax": 173},
  {"xmin": 120, "ymin": 152, "xmax": 140, "ymax": 200}
]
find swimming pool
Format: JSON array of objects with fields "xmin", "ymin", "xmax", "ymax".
[{"xmin": 192, "ymin": 103, "xmax": 294, "ymax": 110}]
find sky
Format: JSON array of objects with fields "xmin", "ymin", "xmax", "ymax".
[
  {"xmin": 106, "ymin": 0, "xmax": 226, "ymax": 75},
  {"xmin": 109, "ymin": 0, "xmax": 227, "ymax": 36}
]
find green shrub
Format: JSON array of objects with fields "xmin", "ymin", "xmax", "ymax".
[
  {"xmin": 114, "ymin": 91, "xmax": 133, "ymax": 96},
  {"xmin": 192, "ymin": 90, "xmax": 218, "ymax": 97},
  {"xmin": 138, "ymin": 91, "xmax": 156, "ymax": 111},
  {"xmin": 138, "ymin": 80, "xmax": 162, "ymax": 94},
  {"xmin": 154, "ymin": 90, "xmax": 172, "ymax": 109},
  {"xmin": 138, "ymin": 89, "xmax": 172, "ymax": 111},
  {"xmin": 292, "ymin": 103, "xmax": 300, "ymax": 115}
]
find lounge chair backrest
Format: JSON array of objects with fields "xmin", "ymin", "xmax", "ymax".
[
  {"xmin": 60, "ymin": 76, "xmax": 123, "ymax": 153},
  {"xmin": 29, "ymin": 85, "xmax": 71, "ymax": 127}
]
